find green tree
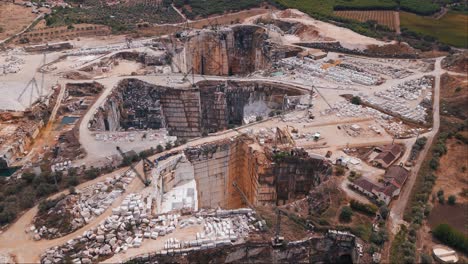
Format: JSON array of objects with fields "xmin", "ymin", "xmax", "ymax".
[
  {"xmin": 21, "ymin": 172, "xmax": 36, "ymax": 183},
  {"xmin": 19, "ymin": 189, "xmax": 35, "ymax": 209},
  {"xmin": 67, "ymin": 176, "xmax": 79, "ymax": 187},
  {"xmin": 35, "ymin": 183, "xmax": 57, "ymax": 197},
  {"xmin": 448, "ymin": 195, "xmax": 456, "ymax": 205},
  {"xmin": 165, "ymin": 141, "xmax": 173, "ymax": 150},
  {"xmin": 420, "ymin": 253, "xmax": 433, "ymax": 264},
  {"xmin": 339, "ymin": 206, "xmax": 353, "ymax": 222},
  {"xmin": 351, "ymin": 96, "xmax": 361, "ymax": 105},
  {"xmin": 0, "ymin": 206, "xmax": 17, "ymax": 225},
  {"xmin": 379, "ymin": 205, "xmax": 389, "ymax": 219},
  {"xmin": 156, "ymin": 144, "xmax": 164, "ymax": 153},
  {"xmin": 84, "ymin": 167, "xmax": 99, "ymax": 180},
  {"xmin": 429, "ymin": 158, "xmax": 439, "ymax": 170},
  {"xmin": 432, "ymin": 224, "xmax": 468, "ymax": 254}
]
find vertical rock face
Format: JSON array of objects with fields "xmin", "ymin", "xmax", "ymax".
[
  {"xmin": 181, "ymin": 25, "xmax": 300, "ymax": 76},
  {"xmin": 227, "ymin": 25, "xmax": 269, "ymax": 75},
  {"xmin": 199, "ymin": 80, "xmax": 304, "ymax": 129},
  {"xmin": 92, "ymin": 97, "xmax": 122, "ymax": 131},
  {"xmin": 199, "ymin": 86, "xmax": 228, "ymax": 133},
  {"xmin": 184, "ymin": 137, "xmax": 258, "ymax": 209},
  {"xmin": 273, "ymin": 155, "xmax": 332, "ymax": 204},
  {"xmin": 257, "ymin": 149, "xmax": 333, "ymax": 205},
  {"xmin": 160, "ymin": 88, "xmax": 202, "ymax": 138},
  {"xmin": 185, "ymin": 138, "xmax": 332, "ymax": 209}
]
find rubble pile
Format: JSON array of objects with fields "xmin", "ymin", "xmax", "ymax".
[
  {"xmin": 374, "ymin": 58, "xmax": 434, "ymax": 72},
  {"xmin": 322, "ymin": 101, "xmax": 389, "ymax": 119},
  {"xmin": 32, "ymin": 170, "xmax": 135, "ymax": 240},
  {"xmin": 366, "ymin": 76, "xmax": 433, "ymax": 123},
  {"xmin": 40, "ymin": 203, "xmax": 258, "ymax": 264},
  {"xmin": 341, "ymin": 57, "xmax": 413, "ymax": 79},
  {"xmin": 94, "ymin": 130, "xmax": 176, "ymax": 144},
  {"xmin": 1, "ymin": 56, "xmax": 25, "ymax": 75},
  {"xmin": 280, "ymin": 57, "xmax": 381, "ymax": 86},
  {"xmin": 323, "ymin": 101, "xmax": 417, "ymax": 137}
]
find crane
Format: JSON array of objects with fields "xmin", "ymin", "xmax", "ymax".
[
  {"xmin": 272, "ymin": 208, "xmax": 288, "ymax": 247},
  {"xmin": 116, "ymin": 146, "xmax": 151, "ymax": 186},
  {"xmin": 17, "ymin": 77, "xmax": 40, "ymax": 107},
  {"xmin": 232, "ymin": 181, "xmax": 254, "ymax": 209}
]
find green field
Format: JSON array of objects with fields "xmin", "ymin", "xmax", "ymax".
[
  {"xmin": 400, "ymin": 11, "xmax": 468, "ymax": 48},
  {"xmin": 275, "ymin": 0, "xmax": 448, "ymax": 16}
]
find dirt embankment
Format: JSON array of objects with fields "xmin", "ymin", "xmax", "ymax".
[
  {"xmin": 440, "ymin": 73, "xmax": 468, "ymax": 121},
  {"xmin": 442, "ymin": 52, "xmax": 468, "ymax": 74}
]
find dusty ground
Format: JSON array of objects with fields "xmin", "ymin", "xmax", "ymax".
[
  {"xmin": 0, "ymin": 3, "xmax": 37, "ymax": 41},
  {"xmin": 440, "ymin": 74, "xmax": 468, "ymax": 119},
  {"xmin": 433, "ymin": 138, "xmax": 468, "ymax": 202},
  {"xmin": 427, "ymin": 203, "xmax": 467, "ymax": 233},
  {"xmin": 274, "ymin": 9, "xmax": 387, "ymax": 50}
]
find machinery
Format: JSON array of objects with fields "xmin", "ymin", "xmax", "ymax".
[
  {"xmin": 272, "ymin": 208, "xmax": 288, "ymax": 247},
  {"xmin": 275, "ymin": 126, "xmax": 296, "ymax": 147},
  {"xmin": 116, "ymin": 146, "xmax": 152, "ymax": 186}
]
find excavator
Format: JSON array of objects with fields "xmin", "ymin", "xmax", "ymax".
[
  {"xmin": 275, "ymin": 126, "xmax": 296, "ymax": 147},
  {"xmin": 116, "ymin": 146, "xmax": 152, "ymax": 187}
]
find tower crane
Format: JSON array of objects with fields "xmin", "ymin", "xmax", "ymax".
[{"xmin": 116, "ymin": 146, "xmax": 151, "ymax": 187}]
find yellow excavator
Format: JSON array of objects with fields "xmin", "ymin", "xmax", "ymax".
[{"xmin": 275, "ymin": 126, "xmax": 296, "ymax": 147}]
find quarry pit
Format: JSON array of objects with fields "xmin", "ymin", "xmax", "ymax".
[
  {"xmin": 89, "ymin": 79, "xmax": 310, "ymax": 138},
  {"xmin": 0, "ymin": 9, "xmax": 452, "ymax": 264}
]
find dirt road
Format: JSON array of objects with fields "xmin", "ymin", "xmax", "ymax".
[{"xmin": 385, "ymin": 57, "xmax": 444, "ymax": 259}]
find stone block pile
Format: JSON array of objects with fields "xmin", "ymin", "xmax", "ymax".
[
  {"xmin": 94, "ymin": 131, "xmax": 176, "ymax": 144},
  {"xmin": 280, "ymin": 57, "xmax": 380, "ymax": 86},
  {"xmin": 1, "ymin": 55, "xmax": 25, "ymax": 75},
  {"xmin": 32, "ymin": 170, "xmax": 135, "ymax": 240},
  {"xmin": 322, "ymin": 101, "xmax": 417, "ymax": 137},
  {"xmin": 342, "ymin": 57, "xmax": 413, "ymax": 79},
  {"xmin": 41, "ymin": 206, "xmax": 258, "ymax": 263},
  {"xmin": 367, "ymin": 76, "xmax": 433, "ymax": 123}
]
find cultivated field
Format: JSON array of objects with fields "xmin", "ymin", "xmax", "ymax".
[
  {"xmin": 400, "ymin": 11, "xmax": 468, "ymax": 48},
  {"xmin": 0, "ymin": 3, "xmax": 38, "ymax": 41},
  {"xmin": 334, "ymin": 10, "xmax": 399, "ymax": 31}
]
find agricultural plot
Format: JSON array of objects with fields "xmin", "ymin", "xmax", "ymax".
[
  {"xmin": 334, "ymin": 10, "xmax": 399, "ymax": 31},
  {"xmin": 400, "ymin": 11, "xmax": 468, "ymax": 48}
]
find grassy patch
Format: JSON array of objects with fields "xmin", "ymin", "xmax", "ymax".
[
  {"xmin": 400, "ymin": 11, "xmax": 468, "ymax": 48},
  {"xmin": 352, "ymin": 222, "xmax": 373, "ymax": 241},
  {"xmin": 335, "ymin": 0, "xmax": 397, "ymax": 10}
]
